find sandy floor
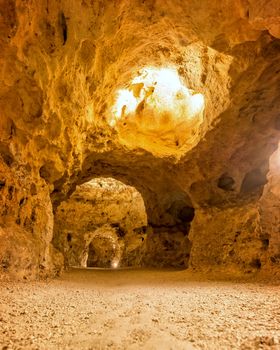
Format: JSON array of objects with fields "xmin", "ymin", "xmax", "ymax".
[{"xmin": 1, "ymin": 268, "xmax": 280, "ymax": 350}]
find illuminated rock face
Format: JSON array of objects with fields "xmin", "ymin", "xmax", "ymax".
[
  {"xmin": 110, "ymin": 67, "xmax": 205, "ymax": 157},
  {"xmin": 53, "ymin": 178, "xmax": 192, "ymax": 268},
  {"xmin": 52, "ymin": 178, "xmax": 148, "ymax": 268},
  {"xmin": 1, "ymin": 0, "xmax": 280, "ymax": 278}
]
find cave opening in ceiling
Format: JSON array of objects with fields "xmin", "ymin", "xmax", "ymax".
[
  {"xmin": 109, "ymin": 67, "xmax": 205, "ymax": 157},
  {"xmin": 3, "ymin": 0, "xmax": 280, "ymax": 347}
]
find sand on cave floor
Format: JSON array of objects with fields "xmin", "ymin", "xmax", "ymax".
[{"xmin": 1, "ymin": 268, "xmax": 280, "ymax": 350}]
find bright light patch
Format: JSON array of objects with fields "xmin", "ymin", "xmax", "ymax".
[
  {"xmin": 111, "ymin": 89, "xmax": 138, "ymax": 121},
  {"xmin": 111, "ymin": 67, "xmax": 204, "ymax": 124},
  {"xmin": 86, "ymin": 104, "xmax": 94, "ymax": 122},
  {"xmin": 111, "ymin": 261, "xmax": 119, "ymax": 269},
  {"xmin": 188, "ymin": 93, "xmax": 205, "ymax": 116},
  {"xmin": 109, "ymin": 67, "xmax": 205, "ymax": 157}
]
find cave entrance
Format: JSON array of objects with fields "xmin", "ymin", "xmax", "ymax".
[
  {"xmin": 52, "ymin": 177, "xmax": 195, "ymax": 269},
  {"xmin": 87, "ymin": 243, "xmax": 96, "ymax": 267},
  {"xmin": 87, "ymin": 235, "xmax": 119, "ymax": 268},
  {"xmin": 84, "ymin": 225, "xmax": 123, "ymax": 268},
  {"xmin": 53, "ymin": 177, "xmax": 148, "ymax": 269}
]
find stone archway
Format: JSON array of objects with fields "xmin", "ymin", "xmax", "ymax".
[
  {"xmin": 84, "ymin": 225, "xmax": 122, "ymax": 268},
  {"xmin": 52, "ymin": 177, "xmax": 148, "ymax": 268},
  {"xmin": 52, "ymin": 177, "xmax": 195, "ymax": 269}
]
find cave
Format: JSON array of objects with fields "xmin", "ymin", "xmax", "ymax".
[
  {"xmin": 52, "ymin": 177, "xmax": 193, "ymax": 269},
  {"xmin": 1, "ymin": 1, "xmax": 280, "ymax": 349}
]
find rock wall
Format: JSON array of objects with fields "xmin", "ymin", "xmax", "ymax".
[
  {"xmin": 258, "ymin": 143, "xmax": 280, "ymax": 276},
  {"xmin": 0, "ymin": 152, "xmax": 63, "ymax": 278},
  {"xmin": 1, "ymin": 0, "xmax": 280, "ymax": 278},
  {"xmin": 53, "ymin": 178, "xmax": 148, "ymax": 268},
  {"xmin": 53, "ymin": 178, "xmax": 192, "ymax": 268}
]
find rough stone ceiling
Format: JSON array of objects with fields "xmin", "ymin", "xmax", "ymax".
[{"xmin": 1, "ymin": 0, "xmax": 280, "ymax": 277}]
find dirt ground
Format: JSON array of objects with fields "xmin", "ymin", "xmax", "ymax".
[{"xmin": 1, "ymin": 268, "xmax": 280, "ymax": 350}]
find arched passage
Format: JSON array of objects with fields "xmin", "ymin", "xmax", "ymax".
[
  {"xmin": 52, "ymin": 176, "xmax": 195, "ymax": 269},
  {"xmin": 85, "ymin": 225, "xmax": 122, "ymax": 268}
]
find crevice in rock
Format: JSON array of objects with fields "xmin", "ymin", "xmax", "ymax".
[
  {"xmin": 59, "ymin": 12, "xmax": 67, "ymax": 45},
  {"xmin": 217, "ymin": 173, "xmax": 235, "ymax": 191}
]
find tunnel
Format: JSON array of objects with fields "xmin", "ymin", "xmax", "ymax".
[
  {"xmin": 1, "ymin": 0, "xmax": 280, "ymax": 349},
  {"xmin": 52, "ymin": 177, "xmax": 194, "ymax": 269}
]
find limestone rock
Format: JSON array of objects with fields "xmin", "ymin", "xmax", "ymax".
[
  {"xmin": 0, "ymin": 0, "xmax": 280, "ymax": 277},
  {"xmin": 53, "ymin": 178, "xmax": 148, "ymax": 268}
]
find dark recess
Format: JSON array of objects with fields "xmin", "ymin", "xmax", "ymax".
[
  {"xmin": 241, "ymin": 168, "xmax": 267, "ymax": 193},
  {"xmin": 60, "ymin": 12, "xmax": 67, "ymax": 45},
  {"xmin": 178, "ymin": 206, "xmax": 195, "ymax": 222},
  {"xmin": 217, "ymin": 173, "xmax": 235, "ymax": 191},
  {"xmin": 250, "ymin": 258, "xmax": 262, "ymax": 269},
  {"xmin": 0, "ymin": 180, "xmax": 6, "ymax": 189}
]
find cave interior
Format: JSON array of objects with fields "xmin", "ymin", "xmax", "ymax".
[{"xmin": 1, "ymin": 0, "xmax": 280, "ymax": 348}]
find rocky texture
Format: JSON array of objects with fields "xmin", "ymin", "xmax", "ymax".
[
  {"xmin": 1, "ymin": 0, "xmax": 280, "ymax": 277},
  {"xmin": 248, "ymin": 0, "xmax": 280, "ymax": 39},
  {"xmin": 259, "ymin": 143, "xmax": 280, "ymax": 275},
  {"xmin": 189, "ymin": 205, "xmax": 264, "ymax": 274},
  {"xmin": 0, "ymin": 159, "xmax": 63, "ymax": 278},
  {"xmin": 1, "ymin": 268, "xmax": 280, "ymax": 349},
  {"xmin": 53, "ymin": 178, "xmax": 192, "ymax": 268},
  {"xmin": 109, "ymin": 67, "xmax": 206, "ymax": 158},
  {"xmin": 53, "ymin": 178, "xmax": 148, "ymax": 268}
]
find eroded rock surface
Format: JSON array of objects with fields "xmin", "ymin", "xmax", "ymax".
[
  {"xmin": 53, "ymin": 178, "xmax": 192, "ymax": 268},
  {"xmin": 53, "ymin": 178, "xmax": 148, "ymax": 268},
  {"xmin": 0, "ymin": 0, "xmax": 280, "ymax": 278}
]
